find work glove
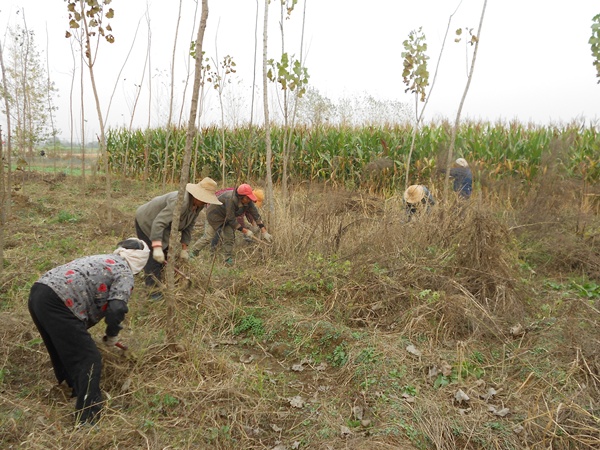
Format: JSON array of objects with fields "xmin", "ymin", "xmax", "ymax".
[
  {"xmin": 102, "ymin": 335, "xmax": 119, "ymax": 347},
  {"xmin": 243, "ymin": 229, "xmax": 254, "ymax": 240},
  {"xmin": 262, "ymin": 232, "xmax": 273, "ymax": 243},
  {"xmin": 180, "ymin": 249, "xmax": 189, "ymax": 261},
  {"xmin": 153, "ymin": 246, "xmax": 165, "ymax": 263}
]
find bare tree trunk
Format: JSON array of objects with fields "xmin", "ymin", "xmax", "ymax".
[
  {"xmin": 250, "ymin": 0, "xmax": 259, "ymax": 127},
  {"xmin": 0, "ymin": 127, "xmax": 4, "ymax": 271},
  {"xmin": 0, "ymin": 39, "xmax": 13, "ymax": 220},
  {"xmin": 279, "ymin": 3, "xmax": 290, "ymax": 198},
  {"xmin": 177, "ymin": 0, "xmax": 201, "ymax": 127},
  {"xmin": 79, "ymin": 38, "xmax": 86, "ymax": 187},
  {"xmin": 120, "ymin": 20, "xmax": 147, "ymax": 179},
  {"xmin": 81, "ymin": 11, "xmax": 111, "ymax": 225},
  {"xmin": 282, "ymin": 0, "xmax": 308, "ymax": 199},
  {"xmin": 69, "ymin": 40, "xmax": 76, "ymax": 176},
  {"xmin": 444, "ymin": 0, "xmax": 487, "ymax": 199},
  {"xmin": 404, "ymin": 1, "xmax": 462, "ymax": 190},
  {"xmin": 165, "ymin": 0, "xmax": 209, "ymax": 325},
  {"xmin": 45, "ymin": 24, "xmax": 58, "ymax": 176},
  {"xmin": 143, "ymin": 8, "xmax": 153, "ymax": 190},
  {"xmin": 21, "ymin": 12, "xmax": 33, "ymax": 160},
  {"xmin": 263, "ymin": 0, "xmax": 274, "ymax": 215},
  {"xmin": 160, "ymin": 0, "xmax": 183, "ymax": 186}
]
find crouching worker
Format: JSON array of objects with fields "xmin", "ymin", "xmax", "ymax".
[
  {"xmin": 28, "ymin": 238, "xmax": 150, "ymax": 426},
  {"xmin": 192, "ymin": 183, "xmax": 272, "ymax": 265},
  {"xmin": 210, "ymin": 187, "xmax": 265, "ymax": 248},
  {"xmin": 134, "ymin": 177, "xmax": 221, "ymax": 299},
  {"xmin": 403, "ymin": 184, "xmax": 435, "ymax": 221},
  {"xmin": 439, "ymin": 157, "xmax": 473, "ymax": 199}
]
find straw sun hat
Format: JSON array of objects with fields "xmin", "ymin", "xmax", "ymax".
[
  {"xmin": 455, "ymin": 158, "xmax": 469, "ymax": 167},
  {"xmin": 186, "ymin": 177, "xmax": 222, "ymax": 204},
  {"xmin": 403, "ymin": 185, "xmax": 426, "ymax": 204}
]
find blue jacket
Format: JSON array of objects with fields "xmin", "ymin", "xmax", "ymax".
[{"xmin": 449, "ymin": 167, "xmax": 472, "ymax": 199}]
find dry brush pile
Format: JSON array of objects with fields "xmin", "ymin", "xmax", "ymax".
[{"xmin": 0, "ymin": 171, "xmax": 599, "ymax": 449}]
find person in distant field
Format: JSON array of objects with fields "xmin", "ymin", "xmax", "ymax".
[
  {"xmin": 28, "ymin": 239, "xmax": 149, "ymax": 426},
  {"xmin": 403, "ymin": 184, "xmax": 435, "ymax": 220},
  {"xmin": 134, "ymin": 177, "xmax": 221, "ymax": 298},
  {"xmin": 192, "ymin": 184, "xmax": 272, "ymax": 265},
  {"xmin": 440, "ymin": 157, "xmax": 473, "ymax": 199}
]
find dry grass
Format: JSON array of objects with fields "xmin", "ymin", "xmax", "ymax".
[{"xmin": 0, "ymin": 172, "xmax": 599, "ymax": 449}]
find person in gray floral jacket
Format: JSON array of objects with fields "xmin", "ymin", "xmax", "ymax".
[{"xmin": 28, "ymin": 239, "xmax": 149, "ymax": 426}]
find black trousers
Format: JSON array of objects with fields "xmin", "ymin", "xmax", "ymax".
[
  {"xmin": 135, "ymin": 220, "xmax": 168, "ymax": 288},
  {"xmin": 28, "ymin": 283, "xmax": 103, "ymax": 424}
]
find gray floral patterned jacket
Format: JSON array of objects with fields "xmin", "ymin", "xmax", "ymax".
[{"xmin": 37, "ymin": 254, "xmax": 134, "ymax": 336}]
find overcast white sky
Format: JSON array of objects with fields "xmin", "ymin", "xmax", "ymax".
[{"xmin": 1, "ymin": 0, "xmax": 599, "ymax": 142}]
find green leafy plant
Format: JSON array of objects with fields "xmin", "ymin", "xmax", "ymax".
[
  {"xmin": 402, "ymin": 384, "xmax": 418, "ymax": 396},
  {"xmin": 329, "ymin": 343, "xmax": 348, "ymax": 367},
  {"xmin": 233, "ymin": 314, "xmax": 265, "ymax": 338},
  {"xmin": 434, "ymin": 374, "xmax": 453, "ymax": 389},
  {"xmin": 570, "ymin": 280, "xmax": 600, "ymax": 299},
  {"xmin": 418, "ymin": 289, "xmax": 441, "ymax": 304},
  {"xmin": 356, "ymin": 347, "xmax": 377, "ymax": 364},
  {"xmin": 150, "ymin": 393, "xmax": 179, "ymax": 412},
  {"xmin": 206, "ymin": 425, "xmax": 233, "ymax": 443},
  {"xmin": 460, "ymin": 360, "xmax": 484, "ymax": 379},
  {"xmin": 56, "ymin": 211, "xmax": 80, "ymax": 223}
]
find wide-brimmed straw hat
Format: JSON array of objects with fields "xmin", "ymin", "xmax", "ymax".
[
  {"xmin": 403, "ymin": 185, "xmax": 425, "ymax": 204},
  {"xmin": 186, "ymin": 177, "xmax": 222, "ymax": 204},
  {"xmin": 455, "ymin": 158, "xmax": 469, "ymax": 167}
]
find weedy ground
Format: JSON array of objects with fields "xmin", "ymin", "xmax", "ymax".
[{"xmin": 0, "ymin": 168, "xmax": 599, "ymax": 449}]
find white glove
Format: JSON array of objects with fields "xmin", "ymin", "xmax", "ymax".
[
  {"xmin": 243, "ymin": 229, "xmax": 254, "ymax": 239},
  {"xmin": 102, "ymin": 335, "xmax": 119, "ymax": 347},
  {"xmin": 180, "ymin": 249, "xmax": 189, "ymax": 261},
  {"xmin": 262, "ymin": 232, "xmax": 273, "ymax": 243},
  {"xmin": 153, "ymin": 246, "xmax": 165, "ymax": 263}
]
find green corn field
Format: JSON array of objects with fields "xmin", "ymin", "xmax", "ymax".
[{"xmin": 106, "ymin": 121, "xmax": 600, "ymax": 190}]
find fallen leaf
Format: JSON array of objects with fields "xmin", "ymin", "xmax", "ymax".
[
  {"xmin": 441, "ymin": 360, "xmax": 453, "ymax": 377},
  {"xmin": 288, "ymin": 396, "xmax": 305, "ymax": 408},
  {"xmin": 481, "ymin": 387, "xmax": 497, "ymax": 401},
  {"xmin": 121, "ymin": 377, "xmax": 132, "ymax": 393},
  {"xmin": 239, "ymin": 354, "xmax": 255, "ymax": 364},
  {"xmin": 428, "ymin": 366, "xmax": 438, "ymax": 378},
  {"xmin": 340, "ymin": 425, "xmax": 352, "ymax": 437},
  {"xmin": 510, "ymin": 324, "xmax": 525, "ymax": 337},
  {"xmin": 512, "ymin": 424, "xmax": 524, "ymax": 434},
  {"xmin": 402, "ymin": 393, "xmax": 416, "ymax": 403},
  {"xmin": 352, "ymin": 405, "xmax": 364, "ymax": 420},
  {"xmin": 406, "ymin": 344, "xmax": 422, "ymax": 357},
  {"xmin": 271, "ymin": 424, "xmax": 282, "ymax": 433},
  {"xmin": 454, "ymin": 389, "xmax": 470, "ymax": 403},
  {"xmin": 315, "ymin": 362, "xmax": 328, "ymax": 371},
  {"xmin": 291, "ymin": 442, "xmax": 300, "ymax": 449},
  {"xmin": 458, "ymin": 408, "xmax": 472, "ymax": 415},
  {"xmin": 291, "ymin": 363, "xmax": 304, "ymax": 372},
  {"xmin": 494, "ymin": 407, "xmax": 510, "ymax": 417}
]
